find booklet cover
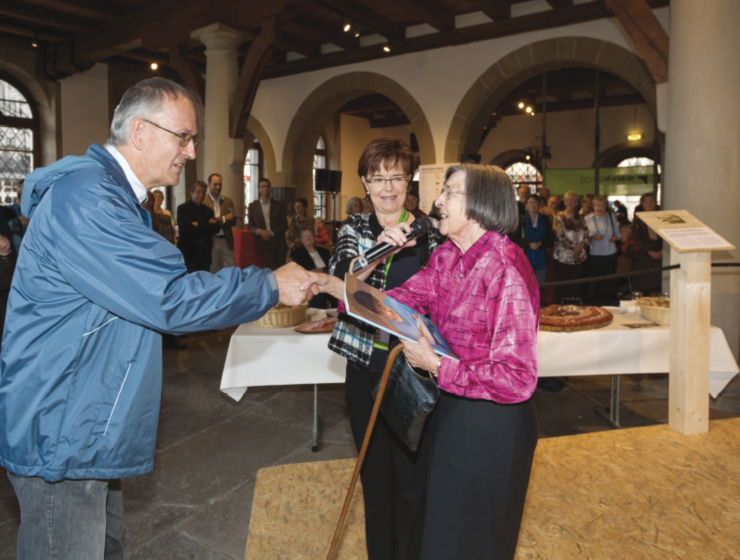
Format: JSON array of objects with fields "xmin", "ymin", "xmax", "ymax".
[{"xmin": 344, "ymin": 274, "xmax": 459, "ymax": 361}]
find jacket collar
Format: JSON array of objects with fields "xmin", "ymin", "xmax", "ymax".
[{"xmin": 85, "ymin": 144, "xmax": 140, "ymax": 206}]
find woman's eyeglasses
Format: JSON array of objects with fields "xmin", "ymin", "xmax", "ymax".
[
  {"xmin": 441, "ymin": 185, "xmax": 465, "ymax": 199},
  {"xmin": 142, "ymin": 118, "xmax": 201, "ymax": 148},
  {"xmin": 365, "ymin": 176, "xmax": 408, "ymax": 187}
]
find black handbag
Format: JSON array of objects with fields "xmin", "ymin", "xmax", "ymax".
[{"xmin": 372, "ymin": 348, "xmax": 440, "ymax": 452}]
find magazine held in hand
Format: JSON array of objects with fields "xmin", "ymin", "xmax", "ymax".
[{"xmin": 344, "ymin": 273, "xmax": 459, "ymax": 361}]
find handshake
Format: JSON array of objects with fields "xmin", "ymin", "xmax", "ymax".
[{"xmin": 272, "ymin": 263, "xmax": 345, "ymax": 307}]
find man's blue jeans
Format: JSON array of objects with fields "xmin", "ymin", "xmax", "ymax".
[{"xmin": 8, "ymin": 473, "xmax": 124, "ymax": 560}]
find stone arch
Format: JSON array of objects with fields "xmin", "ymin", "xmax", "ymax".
[
  {"xmin": 445, "ymin": 37, "xmax": 657, "ymax": 164},
  {"xmin": 597, "ymin": 140, "xmax": 659, "ymax": 168},
  {"xmin": 245, "ymin": 114, "xmax": 277, "ymax": 181},
  {"xmin": 282, "ymin": 72, "xmax": 436, "ymax": 206},
  {"xmin": 0, "ymin": 59, "xmax": 56, "ymax": 166}
]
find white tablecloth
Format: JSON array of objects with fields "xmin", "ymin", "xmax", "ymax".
[{"xmin": 220, "ymin": 312, "xmax": 739, "ymax": 401}]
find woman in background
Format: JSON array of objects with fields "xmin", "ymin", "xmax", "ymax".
[
  {"xmin": 585, "ymin": 195, "xmax": 621, "ymax": 305},
  {"xmin": 345, "ymin": 196, "xmax": 363, "ymax": 217},
  {"xmin": 553, "ymin": 190, "xmax": 589, "ymax": 303}
]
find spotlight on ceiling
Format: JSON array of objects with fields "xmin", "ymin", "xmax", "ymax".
[
  {"xmin": 525, "ymin": 155, "xmax": 531, "ymax": 161},
  {"xmin": 343, "ymin": 15, "xmax": 352, "ymax": 33},
  {"xmin": 531, "ymin": 112, "xmax": 535, "ymax": 116},
  {"xmin": 628, "ymin": 133, "xmax": 643, "ymax": 141},
  {"xmin": 383, "ymin": 45, "xmax": 391, "ymax": 53},
  {"xmin": 150, "ymin": 62, "xmax": 158, "ymax": 70},
  {"xmin": 31, "ymin": 31, "xmax": 39, "ymax": 48},
  {"xmin": 518, "ymin": 102, "xmax": 524, "ymax": 109},
  {"xmin": 354, "ymin": 29, "xmax": 360, "ymax": 38},
  {"xmin": 525, "ymin": 106, "xmax": 532, "ymax": 113}
]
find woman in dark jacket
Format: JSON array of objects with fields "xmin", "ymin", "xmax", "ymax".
[
  {"xmin": 291, "ymin": 227, "xmax": 332, "ymax": 308},
  {"xmin": 628, "ymin": 192, "xmax": 663, "ymax": 295},
  {"xmin": 515, "ymin": 195, "xmax": 554, "ymax": 285},
  {"xmin": 328, "ymin": 137, "xmax": 443, "ymax": 560}
]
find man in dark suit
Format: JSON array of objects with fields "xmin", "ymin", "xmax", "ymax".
[
  {"xmin": 202, "ymin": 172, "xmax": 237, "ymax": 273},
  {"xmin": 247, "ymin": 178, "xmax": 288, "ymax": 270},
  {"xmin": 177, "ymin": 181, "xmax": 220, "ymax": 272}
]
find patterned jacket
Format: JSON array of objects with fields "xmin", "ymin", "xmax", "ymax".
[{"xmin": 327, "ymin": 213, "xmax": 443, "ymax": 368}]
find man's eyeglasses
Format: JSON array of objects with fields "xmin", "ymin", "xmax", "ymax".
[
  {"xmin": 142, "ymin": 118, "xmax": 201, "ymax": 148},
  {"xmin": 441, "ymin": 185, "xmax": 465, "ymax": 199},
  {"xmin": 365, "ymin": 176, "xmax": 408, "ymax": 187}
]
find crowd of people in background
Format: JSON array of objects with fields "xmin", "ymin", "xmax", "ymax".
[{"xmin": 511, "ymin": 184, "xmax": 663, "ymax": 306}]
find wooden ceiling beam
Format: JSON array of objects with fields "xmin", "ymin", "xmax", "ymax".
[
  {"xmin": 20, "ymin": 0, "xmax": 120, "ymax": 21},
  {"xmin": 263, "ymin": 0, "xmax": 669, "ymax": 79},
  {"xmin": 545, "ymin": 0, "xmax": 573, "ymax": 8},
  {"xmin": 468, "ymin": 0, "xmax": 511, "ymax": 21},
  {"xmin": 395, "ymin": 0, "xmax": 455, "ymax": 32},
  {"xmin": 318, "ymin": 0, "xmax": 405, "ymax": 41},
  {"xmin": 278, "ymin": 33, "xmax": 322, "ymax": 57},
  {"xmin": 169, "ymin": 46, "xmax": 205, "ymax": 104},
  {"xmin": 604, "ymin": 0, "xmax": 669, "ymax": 83},
  {"xmin": 230, "ymin": 15, "xmax": 281, "ymax": 139},
  {"xmin": 0, "ymin": 22, "xmax": 65, "ymax": 43},
  {"xmin": 282, "ymin": 18, "xmax": 359, "ymax": 50},
  {"xmin": 369, "ymin": 116, "xmax": 411, "ymax": 129},
  {"xmin": 338, "ymin": 94, "xmax": 400, "ymax": 114},
  {"xmin": 0, "ymin": 1, "xmax": 94, "ymax": 33}
]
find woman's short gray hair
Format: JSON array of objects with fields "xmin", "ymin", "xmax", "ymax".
[
  {"xmin": 444, "ymin": 164, "xmax": 518, "ymax": 234},
  {"xmin": 107, "ymin": 78, "xmax": 202, "ymax": 147},
  {"xmin": 346, "ymin": 197, "xmax": 362, "ymax": 215}
]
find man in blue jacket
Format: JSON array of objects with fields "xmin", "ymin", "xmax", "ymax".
[{"xmin": 0, "ymin": 78, "xmax": 318, "ymax": 559}]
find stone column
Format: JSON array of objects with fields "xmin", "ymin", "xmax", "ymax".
[
  {"xmin": 191, "ymin": 23, "xmax": 247, "ymax": 222},
  {"xmin": 664, "ymin": 0, "xmax": 740, "ymax": 359}
]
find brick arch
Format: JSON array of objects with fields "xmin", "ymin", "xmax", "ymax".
[
  {"xmin": 282, "ymin": 72, "xmax": 436, "ymax": 205},
  {"xmin": 445, "ymin": 37, "xmax": 657, "ymax": 164}
]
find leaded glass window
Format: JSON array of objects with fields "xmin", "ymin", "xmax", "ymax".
[
  {"xmin": 0, "ymin": 79, "xmax": 36, "ymax": 204},
  {"xmin": 504, "ymin": 161, "xmax": 542, "ymax": 197}
]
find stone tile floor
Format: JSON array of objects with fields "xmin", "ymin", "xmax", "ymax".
[{"xmin": 1, "ymin": 327, "xmax": 738, "ymax": 559}]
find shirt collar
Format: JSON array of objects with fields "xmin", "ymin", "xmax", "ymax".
[
  {"xmin": 105, "ymin": 145, "xmax": 149, "ymax": 203},
  {"xmin": 450, "ymin": 230, "xmax": 497, "ymax": 274},
  {"xmin": 208, "ymin": 192, "xmax": 221, "ymax": 204}
]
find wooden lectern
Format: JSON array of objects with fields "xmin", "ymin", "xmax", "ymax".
[{"xmin": 636, "ymin": 210, "xmax": 735, "ymax": 435}]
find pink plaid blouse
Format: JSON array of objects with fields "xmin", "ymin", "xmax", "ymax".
[{"xmin": 386, "ymin": 231, "xmax": 540, "ymax": 404}]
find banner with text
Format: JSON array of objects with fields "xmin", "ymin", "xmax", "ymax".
[{"xmin": 544, "ymin": 166, "xmax": 657, "ymax": 196}]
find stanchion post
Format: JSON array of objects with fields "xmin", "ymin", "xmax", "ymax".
[{"xmin": 669, "ymin": 248, "xmax": 712, "ymax": 435}]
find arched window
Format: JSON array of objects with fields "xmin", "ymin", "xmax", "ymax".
[
  {"xmin": 0, "ymin": 74, "xmax": 40, "ymax": 205},
  {"xmin": 244, "ymin": 138, "xmax": 263, "ymax": 208},
  {"xmin": 313, "ymin": 135, "xmax": 327, "ymax": 219},
  {"xmin": 504, "ymin": 161, "xmax": 542, "ymax": 197},
  {"xmin": 614, "ymin": 156, "xmax": 661, "ymax": 220}
]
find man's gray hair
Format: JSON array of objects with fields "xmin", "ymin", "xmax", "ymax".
[{"xmin": 107, "ymin": 78, "xmax": 202, "ymax": 147}]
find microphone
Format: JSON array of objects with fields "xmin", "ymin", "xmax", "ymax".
[{"xmin": 352, "ymin": 217, "xmax": 433, "ymax": 273}]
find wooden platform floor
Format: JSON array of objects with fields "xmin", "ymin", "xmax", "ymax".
[{"xmin": 245, "ymin": 417, "xmax": 740, "ymax": 559}]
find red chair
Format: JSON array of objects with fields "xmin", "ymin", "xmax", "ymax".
[{"xmin": 233, "ymin": 229, "xmax": 264, "ymax": 269}]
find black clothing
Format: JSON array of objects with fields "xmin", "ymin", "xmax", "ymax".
[
  {"xmin": 247, "ymin": 199, "xmax": 288, "ymax": 270},
  {"xmin": 420, "ymin": 393, "xmax": 538, "ymax": 560},
  {"xmin": 176, "ymin": 200, "xmax": 220, "ymax": 273},
  {"xmin": 587, "ymin": 253, "xmax": 619, "ymax": 305},
  {"xmin": 290, "ymin": 245, "xmax": 331, "ymax": 273},
  {"xmin": 553, "ymin": 261, "xmax": 584, "ymax": 303},
  {"xmin": 346, "ymin": 361, "xmax": 429, "ymax": 560}
]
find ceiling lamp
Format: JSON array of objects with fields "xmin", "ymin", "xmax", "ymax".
[
  {"xmin": 383, "ymin": 45, "xmax": 391, "ymax": 53},
  {"xmin": 343, "ymin": 15, "xmax": 352, "ymax": 33},
  {"xmin": 518, "ymin": 102, "xmax": 524, "ymax": 109},
  {"xmin": 31, "ymin": 31, "xmax": 39, "ymax": 48},
  {"xmin": 628, "ymin": 133, "xmax": 642, "ymax": 141},
  {"xmin": 354, "ymin": 29, "xmax": 360, "ymax": 38},
  {"xmin": 525, "ymin": 155, "xmax": 531, "ymax": 161},
  {"xmin": 525, "ymin": 106, "xmax": 532, "ymax": 113},
  {"xmin": 150, "ymin": 62, "xmax": 158, "ymax": 70}
]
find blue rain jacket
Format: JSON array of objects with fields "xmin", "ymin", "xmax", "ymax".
[{"xmin": 0, "ymin": 144, "xmax": 279, "ymax": 481}]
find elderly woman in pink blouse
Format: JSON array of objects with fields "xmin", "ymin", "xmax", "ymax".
[{"xmin": 313, "ymin": 164, "xmax": 539, "ymax": 559}]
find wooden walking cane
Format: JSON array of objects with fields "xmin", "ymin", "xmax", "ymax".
[{"xmin": 326, "ymin": 343, "xmax": 404, "ymax": 560}]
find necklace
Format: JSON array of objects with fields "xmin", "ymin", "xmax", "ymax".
[{"xmin": 593, "ymin": 214, "xmax": 610, "ymax": 237}]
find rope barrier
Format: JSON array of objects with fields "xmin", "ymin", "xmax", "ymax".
[{"xmin": 538, "ymin": 262, "xmax": 740, "ymax": 288}]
